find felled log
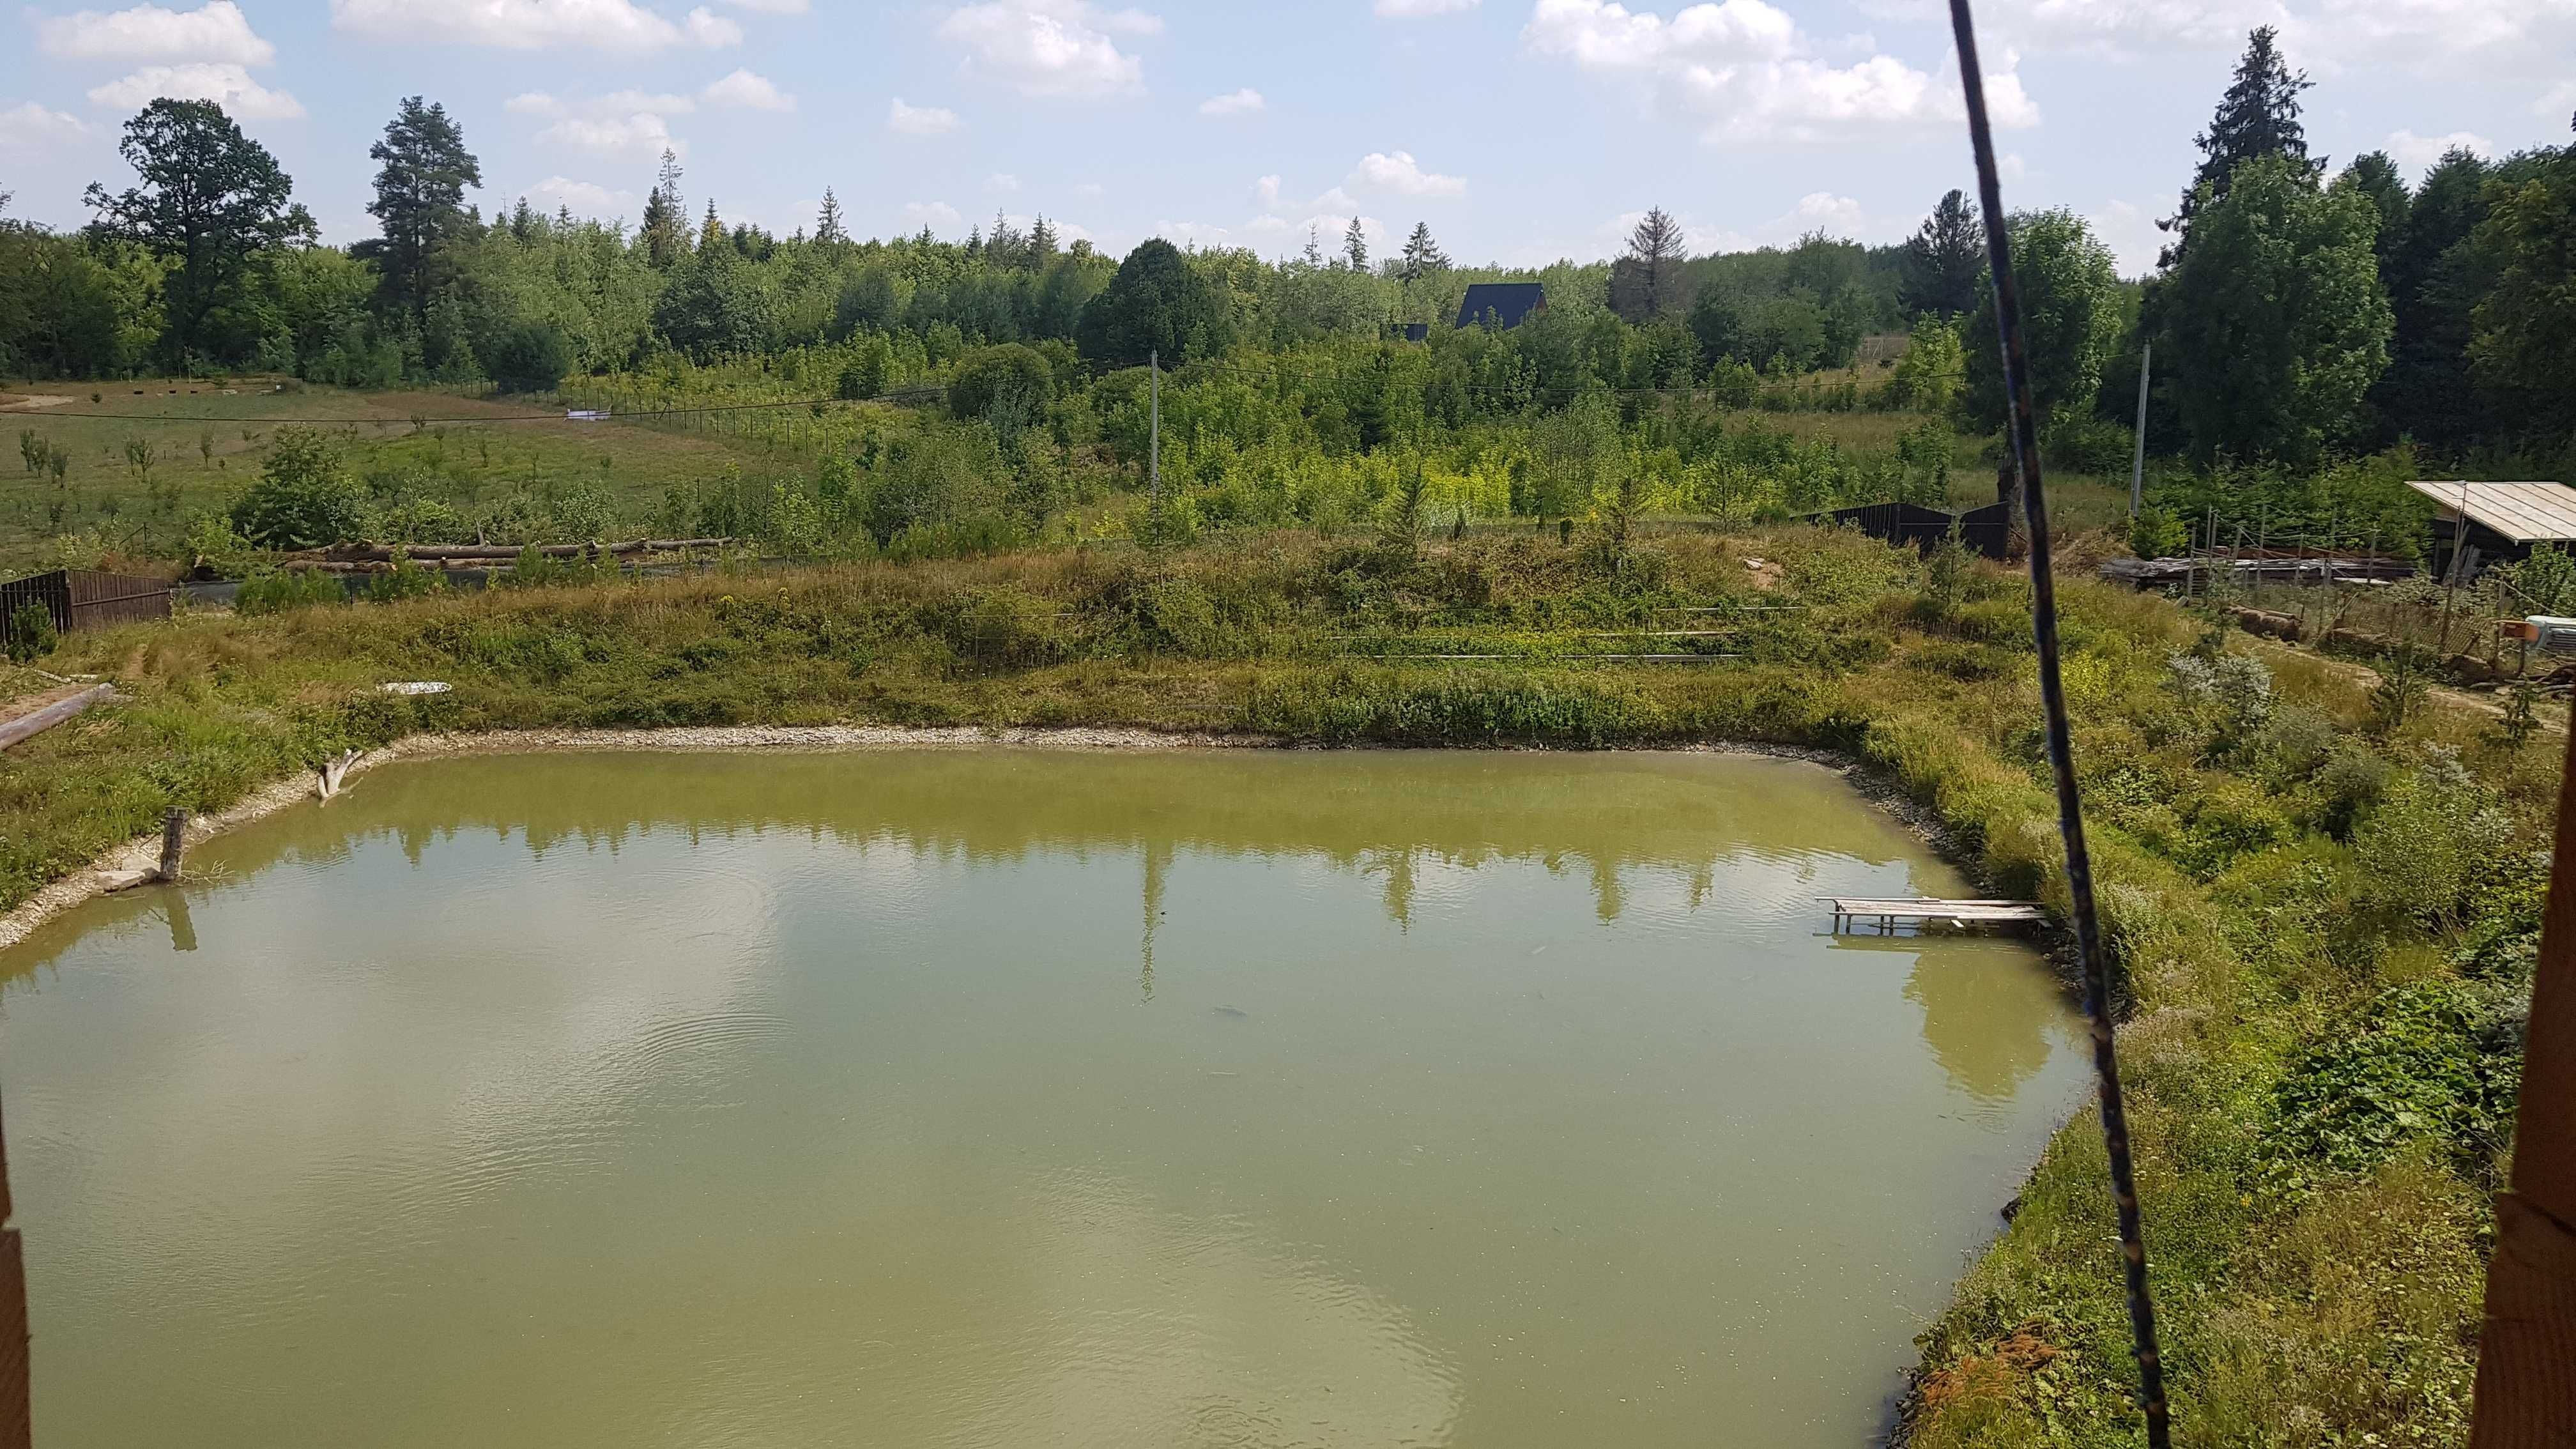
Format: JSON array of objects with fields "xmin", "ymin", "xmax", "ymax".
[
  {"xmin": 307, "ymin": 538, "xmax": 734, "ymax": 565},
  {"xmin": 0, "ymin": 684, "xmax": 116, "ymax": 751}
]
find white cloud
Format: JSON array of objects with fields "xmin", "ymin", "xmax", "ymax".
[
  {"xmin": 1074, "ymin": 181, "xmax": 1105, "ymax": 197},
  {"xmin": 1199, "ymin": 87, "xmax": 1264, "ymax": 115},
  {"xmin": 594, "ymin": 88, "xmax": 696, "ymax": 114},
  {"xmin": 36, "ymin": 1, "xmax": 273, "ymax": 63},
  {"xmin": 0, "ymin": 101, "xmax": 95, "ymax": 149},
  {"xmin": 684, "ymin": 6, "xmax": 742, "ymax": 45},
  {"xmin": 1156, "ymin": 219, "xmax": 1233, "ymax": 247},
  {"xmin": 1940, "ymin": 0, "xmax": 2576, "ymax": 74},
  {"xmin": 1310, "ymin": 184, "xmax": 1360, "ymax": 212},
  {"xmin": 701, "ymin": 67, "xmax": 793, "ymax": 110},
  {"xmin": 329, "ymin": 0, "xmax": 740, "ymax": 50},
  {"xmin": 539, "ymin": 111, "xmax": 681, "ymax": 156},
  {"xmin": 1254, "ymin": 174, "xmax": 1283, "ymax": 208},
  {"xmin": 1791, "ymin": 190, "xmax": 1866, "ymax": 232},
  {"xmin": 887, "ymin": 97, "xmax": 961, "ymax": 135},
  {"xmin": 987, "ymin": 171, "xmax": 1022, "ymax": 191},
  {"xmin": 86, "ymin": 62, "xmax": 303, "ymax": 118},
  {"xmin": 2385, "ymin": 129, "xmax": 2495, "ymax": 174},
  {"xmin": 2089, "ymin": 199, "xmax": 2160, "ymax": 278},
  {"xmin": 2541, "ymin": 80, "xmax": 2576, "ymax": 119},
  {"xmin": 936, "ymin": 0, "xmax": 1154, "ymax": 99},
  {"xmin": 528, "ymin": 175, "xmax": 636, "ymax": 215},
  {"xmin": 1376, "ymin": 0, "xmax": 1478, "ymax": 13},
  {"xmin": 902, "ymin": 199, "xmax": 963, "ymax": 230},
  {"xmin": 1524, "ymin": 0, "xmax": 2036, "ymax": 141},
  {"xmin": 1351, "ymin": 150, "xmax": 1467, "ymax": 196},
  {"xmin": 1998, "ymin": 151, "xmax": 2028, "ymax": 181},
  {"xmin": 723, "ymin": 0, "xmax": 806, "ymax": 10},
  {"xmin": 505, "ymin": 91, "xmax": 565, "ymax": 115}
]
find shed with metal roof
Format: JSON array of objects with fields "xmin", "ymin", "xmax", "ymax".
[{"xmin": 2407, "ymin": 480, "xmax": 2576, "ymax": 579}]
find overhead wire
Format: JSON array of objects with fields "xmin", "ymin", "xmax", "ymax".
[{"xmin": 1947, "ymin": 0, "xmax": 2174, "ymax": 1443}]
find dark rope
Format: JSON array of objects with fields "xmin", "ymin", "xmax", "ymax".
[{"xmin": 1943, "ymin": 1, "xmax": 2173, "ymax": 1443}]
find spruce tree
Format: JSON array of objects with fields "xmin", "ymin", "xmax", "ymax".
[
  {"xmin": 1398, "ymin": 222, "xmax": 1450, "ymax": 284},
  {"xmin": 641, "ymin": 149, "xmax": 687, "ymax": 268},
  {"xmin": 1612, "ymin": 206, "xmax": 1685, "ymax": 320},
  {"xmin": 1343, "ymin": 217, "xmax": 1368, "ymax": 273},
  {"xmin": 1899, "ymin": 189, "xmax": 1983, "ymax": 318},
  {"xmin": 2162, "ymin": 26, "xmax": 2318, "ymax": 261},
  {"xmin": 815, "ymin": 187, "xmax": 847, "ymax": 248}
]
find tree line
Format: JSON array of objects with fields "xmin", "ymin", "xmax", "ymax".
[{"xmin": 3, "ymin": 37, "xmax": 2572, "ymax": 479}]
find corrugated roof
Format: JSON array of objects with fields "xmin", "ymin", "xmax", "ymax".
[{"xmin": 2407, "ymin": 480, "xmax": 2576, "ymax": 543}]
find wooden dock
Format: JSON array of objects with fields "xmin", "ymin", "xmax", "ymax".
[{"xmin": 1823, "ymin": 898, "xmax": 2047, "ymax": 934}]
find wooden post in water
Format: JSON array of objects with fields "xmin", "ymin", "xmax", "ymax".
[
  {"xmin": 2470, "ymin": 721, "xmax": 2576, "ymax": 1443},
  {"xmin": 157, "ymin": 807, "xmax": 185, "ymax": 884}
]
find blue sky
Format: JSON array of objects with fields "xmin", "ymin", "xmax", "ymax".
[{"xmin": 3, "ymin": 0, "xmax": 2571, "ymax": 277}]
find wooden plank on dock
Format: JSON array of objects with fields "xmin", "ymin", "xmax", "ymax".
[{"xmin": 1823, "ymin": 896, "xmax": 2048, "ymax": 933}]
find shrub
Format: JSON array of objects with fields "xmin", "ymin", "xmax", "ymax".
[
  {"xmin": 234, "ymin": 569, "xmax": 346, "ymax": 615},
  {"xmin": 485, "ymin": 323, "xmax": 573, "ymax": 394},
  {"xmin": 364, "ymin": 551, "xmax": 445, "ymax": 604},
  {"xmin": 230, "ymin": 427, "xmax": 370, "ymax": 549},
  {"xmin": 2264, "ymin": 981, "xmax": 2523, "ymax": 1197},
  {"xmin": 948, "ymin": 343, "xmax": 1052, "ymax": 424},
  {"xmin": 2129, "ymin": 506, "xmax": 2189, "ymax": 560},
  {"xmin": 5, "ymin": 601, "xmax": 57, "ymax": 664}
]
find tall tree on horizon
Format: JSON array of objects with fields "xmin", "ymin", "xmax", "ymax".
[
  {"xmin": 1343, "ymin": 216, "xmax": 1368, "ymax": 273},
  {"xmin": 1900, "ymin": 189, "xmax": 1983, "ymax": 318},
  {"xmin": 84, "ymin": 98, "xmax": 306, "ymax": 362},
  {"xmin": 641, "ymin": 149, "xmax": 687, "ymax": 268},
  {"xmin": 815, "ymin": 187, "xmax": 847, "ymax": 249},
  {"xmin": 1398, "ymin": 222, "xmax": 1450, "ymax": 284},
  {"xmin": 1611, "ymin": 206, "xmax": 1685, "ymax": 321},
  {"xmin": 355, "ymin": 96, "xmax": 480, "ymax": 325},
  {"xmin": 2162, "ymin": 26, "xmax": 2318, "ymax": 263}
]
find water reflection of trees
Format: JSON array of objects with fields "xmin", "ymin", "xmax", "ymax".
[
  {"xmin": 1902, "ymin": 947, "xmax": 2063, "ymax": 1104},
  {"xmin": 4, "ymin": 750, "xmax": 1943, "ymax": 988}
]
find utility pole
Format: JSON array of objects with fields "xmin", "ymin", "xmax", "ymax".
[
  {"xmin": 1148, "ymin": 349, "xmax": 1160, "ymax": 509},
  {"xmin": 2128, "ymin": 341, "xmax": 2150, "ymax": 519}
]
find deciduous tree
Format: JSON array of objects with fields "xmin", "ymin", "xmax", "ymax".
[
  {"xmin": 84, "ymin": 99, "xmax": 305, "ymax": 362},
  {"xmin": 2161, "ymin": 155, "xmax": 2391, "ymax": 464}
]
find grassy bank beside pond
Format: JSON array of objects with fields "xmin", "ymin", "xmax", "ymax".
[{"xmin": 1, "ymin": 524, "xmax": 2550, "ymax": 1447}]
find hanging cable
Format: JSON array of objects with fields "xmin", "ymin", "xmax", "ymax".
[{"xmin": 1945, "ymin": 0, "xmax": 2173, "ymax": 1443}]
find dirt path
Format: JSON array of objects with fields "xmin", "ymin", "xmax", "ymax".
[
  {"xmin": 0, "ymin": 394, "xmax": 77, "ymax": 411},
  {"xmin": 2239, "ymin": 632, "xmax": 2565, "ymax": 732}
]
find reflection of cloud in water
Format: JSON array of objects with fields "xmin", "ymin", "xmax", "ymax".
[{"xmin": 946, "ymin": 1167, "xmax": 1460, "ymax": 1449}]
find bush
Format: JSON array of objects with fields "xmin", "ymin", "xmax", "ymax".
[
  {"xmin": 2264, "ymin": 981, "xmax": 2523, "ymax": 1197},
  {"xmin": 485, "ymin": 323, "xmax": 573, "ymax": 394},
  {"xmin": 2129, "ymin": 506, "xmax": 2189, "ymax": 560},
  {"xmin": 231, "ymin": 427, "xmax": 370, "ymax": 549},
  {"xmin": 364, "ymin": 551, "xmax": 445, "ymax": 604},
  {"xmin": 948, "ymin": 343, "xmax": 1052, "ymax": 424},
  {"xmin": 234, "ymin": 569, "xmax": 346, "ymax": 615},
  {"xmin": 5, "ymin": 601, "xmax": 57, "ymax": 664}
]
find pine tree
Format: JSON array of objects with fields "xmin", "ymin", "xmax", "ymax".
[
  {"xmin": 815, "ymin": 187, "xmax": 847, "ymax": 248},
  {"xmin": 1029, "ymin": 215, "xmax": 1058, "ymax": 266},
  {"xmin": 1398, "ymin": 222, "xmax": 1450, "ymax": 284},
  {"xmin": 641, "ymin": 148, "xmax": 687, "ymax": 268},
  {"xmin": 1900, "ymin": 189, "xmax": 1983, "ymax": 318},
  {"xmin": 2163, "ymin": 26, "xmax": 2319, "ymax": 261},
  {"xmin": 1611, "ymin": 206, "xmax": 1686, "ymax": 320},
  {"xmin": 1344, "ymin": 217, "xmax": 1368, "ymax": 273},
  {"xmin": 357, "ymin": 96, "xmax": 482, "ymax": 324}
]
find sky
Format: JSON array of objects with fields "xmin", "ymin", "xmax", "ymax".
[{"xmin": 1, "ymin": 0, "xmax": 2571, "ymax": 278}]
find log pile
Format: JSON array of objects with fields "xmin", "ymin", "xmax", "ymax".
[{"xmin": 284, "ymin": 539, "xmax": 733, "ymax": 573}]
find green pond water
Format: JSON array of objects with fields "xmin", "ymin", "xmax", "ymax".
[{"xmin": 0, "ymin": 749, "xmax": 2087, "ymax": 1448}]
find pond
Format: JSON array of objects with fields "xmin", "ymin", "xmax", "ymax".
[{"xmin": 0, "ymin": 749, "xmax": 2088, "ymax": 1448}]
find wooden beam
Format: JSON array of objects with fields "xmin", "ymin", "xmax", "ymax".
[
  {"xmin": 0, "ymin": 684, "xmax": 113, "ymax": 752},
  {"xmin": 0, "ymin": 1094, "xmax": 27, "ymax": 1449},
  {"xmin": 2469, "ymin": 727, "xmax": 2576, "ymax": 1444}
]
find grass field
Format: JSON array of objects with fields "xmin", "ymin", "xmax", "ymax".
[{"xmin": 3, "ymin": 379, "xmax": 799, "ymax": 570}]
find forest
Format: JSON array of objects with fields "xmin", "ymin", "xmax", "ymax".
[{"xmin": 0, "ymin": 26, "xmax": 2567, "ymax": 578}]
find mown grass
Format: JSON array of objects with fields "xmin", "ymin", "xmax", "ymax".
[{"xmin": 1, "ymin": 521, "xmax": 2549, "ymax": 1448}]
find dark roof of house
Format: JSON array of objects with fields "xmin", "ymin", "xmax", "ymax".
[{"xmin": 1454, "ymin": 282, "xmax": 1547, "ymax": 330}]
